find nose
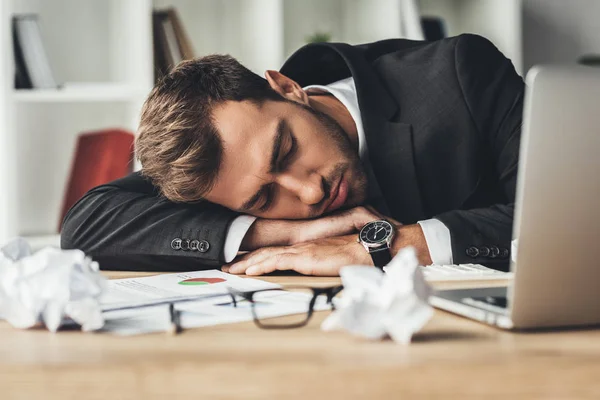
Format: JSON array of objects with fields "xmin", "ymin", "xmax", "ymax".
[{"xmin": 276, "ymin": 171, "xmax": 325, "ymax": 205}]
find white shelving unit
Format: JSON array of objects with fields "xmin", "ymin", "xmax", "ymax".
[
  {"xmin": 13, "ymin": 85, "xmax": 146, "ymax": 103},
  {"xmin": 0, "ymin": 0, "xmax": 17, "ymax": 246},
  {"xmin": 0, "ymin": 0, "xmax": 153, "ymax": 248}
]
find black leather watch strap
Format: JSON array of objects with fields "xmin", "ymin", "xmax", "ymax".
[{"xmin": 370, "ymin": 247, "xmax": 392, "ymax": 269}]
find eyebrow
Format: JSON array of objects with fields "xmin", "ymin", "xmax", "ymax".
[{"xmin": 239, "ymin": 119, "xmax": 286, "ymax": 212}]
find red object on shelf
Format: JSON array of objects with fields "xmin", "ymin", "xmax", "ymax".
[{"xmin": 58, "ymin": 128, "xmax": 135, "ymax": 232}]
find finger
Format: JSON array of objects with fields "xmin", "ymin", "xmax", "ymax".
[
  {"xmin": 245, "ymin": 253, "xmax": 296, "ymax": 276},
  {"xmin": 227, "ymin": 247, "xmax": 290, "ymax": 274},
  {"xmin": 246, "ymin": 252, "xmax": 328, "ymax": 276},
  {"xmin": 224, "ymin": 249, "xmax": 270, "ymax": 274},
  {"xmin": 223, "ymin": 256, "xmax": 250, "ymax": 275},
  {"xmin": 245, "ymin": 247, "xmax": 346, "ymax": 277}
]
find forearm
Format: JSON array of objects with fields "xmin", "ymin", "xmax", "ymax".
[
  {"xmin": 240, "ymin": 207, "xmax": 381, "ymax": 251},
  {"xmin": 240, "ymin": 218, "xmax": 295, "ymax": 250},
  {"xmin": 61, "ymin": 185, "xmax": 237, "ymax": 267},
  {"xmin": 435, "ymin": 204, "xmax": 514, "ymax": 270}
]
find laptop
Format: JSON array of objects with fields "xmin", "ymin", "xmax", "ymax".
[{"xmin": 430, "ymin": 66, "xmax": 600, "ymax": 330}]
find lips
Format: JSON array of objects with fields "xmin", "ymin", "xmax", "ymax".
[{"xmin": 325, "ymin": 174, "xmax": 348, "ymax": 213}]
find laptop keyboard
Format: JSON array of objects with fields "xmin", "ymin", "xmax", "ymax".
[{"xmin": 419, "ymin": 264, "xmax": 513, "ymax": 282}]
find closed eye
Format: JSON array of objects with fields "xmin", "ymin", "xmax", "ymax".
[
  {"xmin": 258, "ymin": 185, "xmax": 276, "ymax": 212},
  {"xmin": 279, "ymin": 133, "xmax": 297, "ymax": 172},
  {"xmin": 258, "ymin": 131, "xmax": 296, "ymax": 213}
]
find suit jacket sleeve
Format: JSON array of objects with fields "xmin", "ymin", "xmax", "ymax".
[
  {"xmin": 60, "ymin": 172, "xmax": 240, "ymax": 271},
  {"xmin": 434, "ymin": 34, "xmax": 525, "ymax": 270}
]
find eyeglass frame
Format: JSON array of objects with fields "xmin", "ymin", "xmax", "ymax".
[{"xmin": 226, "ymin": 285, "xmax": 344, "ymax": 329}]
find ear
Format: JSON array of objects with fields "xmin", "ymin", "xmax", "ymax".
[{"xmin": 265, "ymin": 70, "xmax": 309, "ymax": 105}]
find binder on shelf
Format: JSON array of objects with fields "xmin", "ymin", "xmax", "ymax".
[
  {"xmin": 153, "ymin": 11, "xmax": 173, "ymax": 80},
  {"xmin": 152, "ymin": 8, "xmax": 195, "ymax": 82},
  {"xmin": 162, "ymin": 12, "xmax": 183, "ymax": 67},
  {"xmin": 12, "ymin": 14, "xmax": 58, "ymax": 89},
  {"xmin": 58, "ymin": 129, "xmax": 135, "ymax": 232}
]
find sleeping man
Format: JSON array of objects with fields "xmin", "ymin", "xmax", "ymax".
[{"xmin": 61, "ymin": 34, "xmax": 524, "ymax": 275}]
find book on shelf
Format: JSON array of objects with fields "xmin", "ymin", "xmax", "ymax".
[
  {"xmin": 58, "ymin": 129, "xmax": 135, "ymax": 232},
  {"xmin": 152, "ymin": 8, "xmax": 195, "ymax": 82},
  {"xmin": 12, "ymin": 14, "xmax": 58, "ymax": 89},
  {"xmin": 168, "ymin": 8, "xmax": 194, "ymax": 60}
]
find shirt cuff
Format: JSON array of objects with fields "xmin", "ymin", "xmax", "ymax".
[
  {"xmin": 417, "ymin": 218, "xmax": 453, "ymax": 265},
  {"xmin": 223, "ymin": 215, "xmax": 257, "ymax": 263}
]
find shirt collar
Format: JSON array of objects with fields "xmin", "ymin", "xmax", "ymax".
[{"xmin": 303, "ymin": 77, "xmax": 369, "ymax": 160}]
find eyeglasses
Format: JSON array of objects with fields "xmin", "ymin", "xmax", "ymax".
[
  {"xmin": 226, "ymin": 285, "xmax": 344, "ymax": 329},
  {"xmin": 105, "ymin": 286, "xmax": 343, "ymax": 334}
]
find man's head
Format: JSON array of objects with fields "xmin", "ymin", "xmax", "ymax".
[{"xmin": 136, "ymin": 55, "xmax": 368, "ymax": 219}]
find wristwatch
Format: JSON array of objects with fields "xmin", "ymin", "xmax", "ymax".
[{"xmin": 358, "ymin": 220, "xmax": 395, "ymax": 269}]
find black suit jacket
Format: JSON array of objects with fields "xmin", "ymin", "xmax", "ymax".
[{"xmin": 61, "ymin": 34, "xmax": 524, "ymax": 272}]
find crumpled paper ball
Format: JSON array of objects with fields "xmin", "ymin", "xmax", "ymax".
[
  {"xmin": 0, "ymin": 237, "xmax": 106, "ymax": 332},
  {"xmin": 321, "ymin": 247, "xmax": 433, "ymax": 344}
]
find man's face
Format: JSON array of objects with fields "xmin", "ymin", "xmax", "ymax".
[{"xmin": 205, "ymin": 98, "xmax": 368, "ymax": 219}]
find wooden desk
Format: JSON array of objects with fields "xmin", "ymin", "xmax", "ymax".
[{"xmin": 1, "ymin": 273, "xmax": 599, "ymax": 399}]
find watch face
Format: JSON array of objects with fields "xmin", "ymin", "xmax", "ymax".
[{"xmin": 360, "ymin": 220, "xmax": 393, "ymax": 245}]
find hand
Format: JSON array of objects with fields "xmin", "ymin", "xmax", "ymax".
[
  {"xmin": 224, "ymin": 235, "xmax": 370, "ymax": 276},
  {"xmin": 240, "ymin": 206, "xmax": 385, "ymax": 251},
  {"xmin": 223, "ymin": 223, "xmax": 433, "ymax": 276},
  {"xmin": 390, "ymin": 224, "xmax": 433, "ymax": 266}
]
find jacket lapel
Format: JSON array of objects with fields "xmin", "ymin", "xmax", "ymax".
[{"xmin": 363, "ymin": 118, "xmax": 425, "ymax": 223}]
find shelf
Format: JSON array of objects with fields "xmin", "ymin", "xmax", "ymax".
[{"xmin": 13, "ymin": 84, "xmax": 146, "ymax": 103}]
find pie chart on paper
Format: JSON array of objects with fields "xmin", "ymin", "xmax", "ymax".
[{"xmin": 178, "ymin": 277, "xmax": 227, "ymax": 286}]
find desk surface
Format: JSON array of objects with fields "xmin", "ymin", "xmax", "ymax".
[{"xmin": 1, "ymin": 272, "xmax": 599, "ymax": 399}]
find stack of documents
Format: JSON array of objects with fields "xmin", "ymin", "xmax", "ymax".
[
  {"xmin": 99, "ymin": 265, "xmax": 511, "ymax": 335},
  {"xmin": 100, "ymin": 270, "xmax": 328, "ymax": 336}
]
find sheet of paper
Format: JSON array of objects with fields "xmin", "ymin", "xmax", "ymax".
[
  {"xmin": 101, "ymin": 269, "xmax": 278, "ymax": 309},
  {"xmin": 99, "ymin": 269, "xmax": 331, "ymax": 335},
  {"xmin": 102, "ymin": 289, "xmax": 331, "ymax": 336}
]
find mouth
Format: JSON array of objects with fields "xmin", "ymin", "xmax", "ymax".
[{"xmin": 324, "ymin": 173, "xmax": 349, "ymax": 213}]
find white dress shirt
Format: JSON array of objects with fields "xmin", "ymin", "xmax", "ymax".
[{"xmin": 223, "ymin": 77, "xmax": 453, "ymax": 265}]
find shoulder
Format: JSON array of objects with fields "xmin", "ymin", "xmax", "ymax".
[
  {"xmin": 454, "ymin": 33, "xmax": 498, "ymax": 51},
  {"xmin": 363, "ymin": 34, "xmax": 498, "ymax": 70},
  {"xmin": 89, "ymin": 172, "xmax": 160, "ymax": 195},
  {"xmin": 453, "ymin": 33, "xmax": 507, "ymax": 70}
]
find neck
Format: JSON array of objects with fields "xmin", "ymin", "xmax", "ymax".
[{"xmin": 307, "ymin": 92, "xmax": 359, "ymax": 152}]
